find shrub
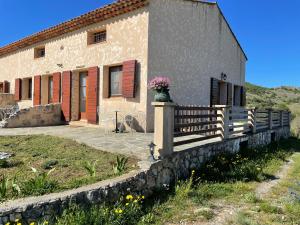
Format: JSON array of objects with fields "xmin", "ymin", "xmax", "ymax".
[
  {"xmin": 0, "ymin": 159, "xmax": 9, "ymax": 168},
  {"xmin": 42, "ymin": 160, "xmax": 59, "ymax": 170},
  {"xmin": 0, "ymin": 175, "xmax": 8, "ymax": 200},
  {"xmin": 22, "ymin": 167, "xmax": 58, "ymax": 196},
  {"xmin": 113, "ymin": 157, "xmax": 128, "ymax": 175},
  {"xmin": 83, "ymin": 161, "xmax": 97, "ymax": 177}
]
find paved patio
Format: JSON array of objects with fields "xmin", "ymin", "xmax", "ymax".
[{"xmin": 0, "ymin": 125, "xmax": 153, "ymax": 160}]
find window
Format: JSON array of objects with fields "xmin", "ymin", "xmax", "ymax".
[
  {"xmin": 48, "ymin": 76, "xmax": 53, "ymax": 103},
  {"xmin": 233, "ymin": 85, "xmax": 241, "ymax": 106},
  {"xmin": 109, "ymin": 66, "xmax": 123, "ymax": 96},
  {"xmin": 88, "ymin": 30, "xmax": 106, "ymax": 45},
  {"xmin": 34, "ymin": 47, "xmax": 45, "ymax": 58},
  {"xmin": 21, "ymin": 78, "xmax": 32, "ymax": 100}
]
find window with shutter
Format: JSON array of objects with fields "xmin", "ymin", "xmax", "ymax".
[
  {"xmin": 227, "ymin": 83, "xmax": 233, "ymax": 106},
  {"xmin": 210, "ymin": 78, "xmax": 220, "ymax": 106},
  {"xmin": 3, "ymin": 81, "xmax": 9, "ymax": 94},
  {"xmin": 33, "ymin": 76, "xmax": 41, "ymax": 106},
  {"xmin": 122, "ymin": 60, "xmax": 137, "ymax": 98},
  {"xmin": 53, "ymin": 72, "xmax": 61, "ymax": 103},
  {"xmin": 87, "ymin": 67, "xmax": 99, "ymax": 124},
  {"xmin": 62, "ymin": 71, "xmax": 72, "ymax": 122},
  {"xmin": 241, "ymin": 86, "xmax": 246, "ymax": 106},
  {"xmin": 14, "ymin": 79, "xmax": 22, "ymax": 101}
]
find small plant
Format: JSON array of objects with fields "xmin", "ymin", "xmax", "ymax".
[
  {"xmin": 148, "ymin": 76, "xmax": 172, "ymax": 102},
  {"xmin": 83, "ymin": 161, "xmax": 97, "ymax": 177},
  {"xmin": 0, "ymin": 175, "xmax": 8, "ymax": 199},
  {"xmin": 22, "ymin": 167, "xmax": 58, "ymax": 196},
  {"xmin": 11, "ymin": 176, "xmax": 21, "ymax": 196},
  {"xmin": 0, "ymin": 159, "xmax": 9, "ymax": 168},
  {"xmin": 56, "ymin": 195, "xmax": 144, "ymax": 225},
  {"xmin": 113, "ymin": 157, "xmax": 128, "ymax": 174},
  {"xmin": 148, "ymin": 76, "xmax": 170, "ymax": 91},
  {"xmin": 42, "ymin": 160, "xmax": 59, "ymax": 170}
]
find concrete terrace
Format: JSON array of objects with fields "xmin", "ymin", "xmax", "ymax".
[{"xmin": 0, "ymin": 125, "xmax": 153, "ymax": 160}]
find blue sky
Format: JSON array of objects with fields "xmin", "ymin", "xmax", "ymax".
[{"xmin": 0, "ymin": 0, "xmax": 299, "ymax": 88}]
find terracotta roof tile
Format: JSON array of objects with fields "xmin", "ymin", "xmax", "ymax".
[{"xmin": 0, "ymin": 0, "xmax": 149, "ymax": 57}]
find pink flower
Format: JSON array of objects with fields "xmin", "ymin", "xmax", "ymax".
[{"xmin": 148, "ymin": 76, "xmax": 170, "ymax": 90}]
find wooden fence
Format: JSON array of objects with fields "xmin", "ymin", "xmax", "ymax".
[{"xmin": 173, "ymin": 105, "xmax": 291, "ymax": 146}]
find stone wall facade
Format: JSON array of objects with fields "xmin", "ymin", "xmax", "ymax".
[
  {"xmin": 0, "ymin": 94, "xmax": 16, "ymax": 107},
  {"xmin": 0, "ymin": 126, "xmax": 290, "ymax": 224},
  {"xmin": 0, "ymin": 104, "xmax": 62, "ymax": 128}
]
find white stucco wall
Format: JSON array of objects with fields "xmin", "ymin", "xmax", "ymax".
[
  {"xmin": 146, "ymin": 0, "xmax": 247, "ymax": 130},
  {"xmin": 0, "ymin": 8, "xmax": 149, "ymax": 129}
]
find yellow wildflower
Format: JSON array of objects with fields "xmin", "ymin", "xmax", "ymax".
[
  {"xmin": 192, "ymin": 170, "xmax": 195, "ymax": 174},
  {"xmin": 17, "ymin": 223, "xmax": 21, "ymax": 225},
  {"xmin": 126, "ymin": 203, "xmax": 129, "ymax": 206},
  {"xmin": 134, "ymin": 200, "xmax": 138, "ymax": 203},
  {"xmin": 5, "ymin": 223, "xmax": 10, "ymax": 225},
  {"xmin": 115, "ymin": 208, "xmax": 123, "ymax": 214},
  {"xmin": 126, "ymin": 194, "xmax": 133, "ymax": 200},
  {"xmin": 30, "ymin": 222, "xmax": 35, "ymax": 225},
  {"xmin": 141, "ymin": 195, "xmax": 145, "ymax": 199}
]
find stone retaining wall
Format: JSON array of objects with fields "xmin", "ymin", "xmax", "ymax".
[
  {"xmin": 0, "ymin": 126, "xmax": 290, "ymax": 224},
  {"xmin": 0, "ymin": 94, "xmax": 16, "ymax": 107},
  {"xmin": 0, "ymin": 104, "xmax": 62, "ymax": 128}
]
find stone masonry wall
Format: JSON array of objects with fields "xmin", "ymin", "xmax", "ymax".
[
  {"xmin": 0, "ymin": 126, "xmax": 290, "ymax": 224},
  {"xmin": 0, "ymin": 104, "xmax": 62, "ymax": 128},
  {"xmin": 0, "ymin": 94, "xmax": 16, "ymax": 107}
]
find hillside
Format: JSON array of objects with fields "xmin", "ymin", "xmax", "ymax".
[{"xmin": 246, "ymin": 82, "xmax": 300, "ymax": 136}]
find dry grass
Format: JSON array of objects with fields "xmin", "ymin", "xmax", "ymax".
[{"xmin": 0, "ymin": 135, "xmax": 138, "ymax": 200}]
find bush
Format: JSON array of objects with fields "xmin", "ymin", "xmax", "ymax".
[
  {"xmin": 22, "ymin": 167, "xmax": 58, "ymax": 196},
  {"xmin": 42, "ymin": 160, "xmax": 59, "ymax": 170}
]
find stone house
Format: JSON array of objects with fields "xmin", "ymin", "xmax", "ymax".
[{"xmin": 0, "ymin": 0, "xmax": 247, "ymax": 132}]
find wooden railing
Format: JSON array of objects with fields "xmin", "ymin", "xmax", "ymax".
[
  {"xmin": 174, "ymin": 106, "xmax": 223, "ymax": 146},
  {"xmin": 173, "ymin": 105, "xmax": 291, "ymax": 147}
]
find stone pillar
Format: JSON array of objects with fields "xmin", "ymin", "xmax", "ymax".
[
  {"xmin": 268, "ymin": 109, "xmax": 273, "ymax": 130},
  {"xmin": 152, "ymin": 102, "xmax": 176, "ymax": 159}
]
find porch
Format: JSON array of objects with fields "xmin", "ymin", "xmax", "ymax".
[{"xmin": 0, "ymin": 125, "xmax": 153, "ymax": 160}]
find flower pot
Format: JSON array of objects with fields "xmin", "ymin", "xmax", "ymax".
[{"xmin": 154, "ymin": 89, "xmax": 171, "ymax": 102}]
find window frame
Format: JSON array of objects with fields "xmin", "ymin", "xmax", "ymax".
[
  {"xmin": 34, "ymin": 46, "xmax": 46, "ymax": 59},
  {"xmin": 87, "ymin": 30, "xmax": 107, "ymax": 45},
  {"xmin": 48, "ymin": 76, "xmax": 54, "ymax": 103},
  {"xmin": 109, "ymin": 65, "xmax": 123, "ymax": 97}
]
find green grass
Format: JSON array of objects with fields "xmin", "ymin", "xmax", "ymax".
[
  {"xmin": 0, "ymin": 135, "xmax": 137, "ymax": 201},
  {"xmin": 53, "ymin": 138, "xmax": 298, "ymax": 225}
]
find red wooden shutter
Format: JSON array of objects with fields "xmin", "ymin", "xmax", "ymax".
[
  {"xmin": 14, "ymin": 79, "xmax": 22, "ymax": 101},
  {"xmin": 33, "ymin": 75, "xmax": 41, "ymax": 106},
  {"xmin": 87, "ymin": 67, "xmax": 99, "ymax": 124},
  {"xmin": 3, "ymin": 81, "xmax": 9, "ymax": 93},
  {"xmin": 122, "ymin": 60, "xmax": 137, "ymax": 98},
  {"xmin": 62, "ymin": 71, "xmax": 72, "ymax": 122},
  {"xmin": 53, "ymin": 72, "xmax": 61, "ymax": 103}
]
